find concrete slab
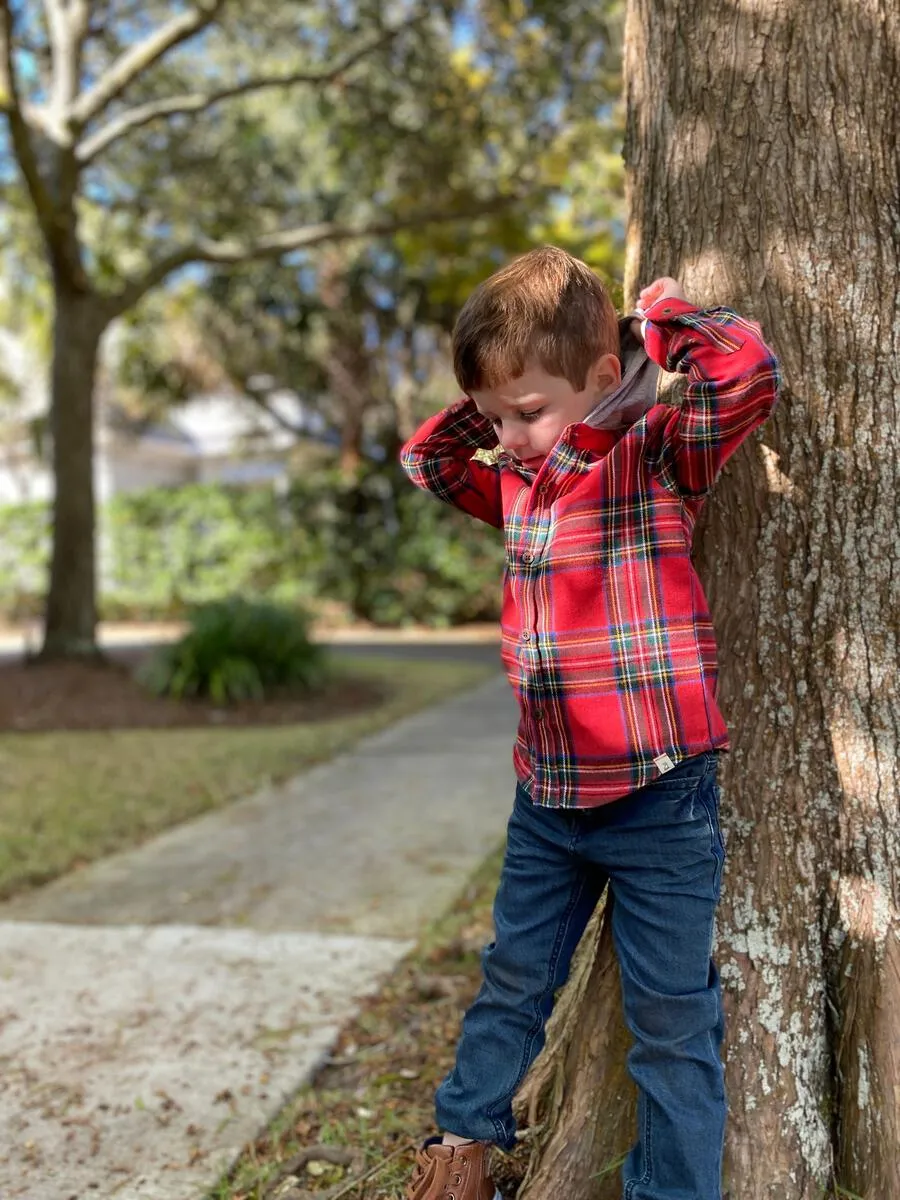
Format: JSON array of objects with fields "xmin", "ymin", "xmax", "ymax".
[
  {"xmin": 0, "ymin": 922, "xmax": 412, "ymax": 1200},
  {"xmin": 0, "ymin": 677, "xmax": 518, "ymax": 938},
  {"xmin": 0, "ymin": 675, "xmax": 519, "ymax": 1199}
]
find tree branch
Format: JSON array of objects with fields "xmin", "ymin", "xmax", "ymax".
[
  {"xmin": 70, "ymin": 0, "xmax": 227, "ymax": 127},
  {"xmin": 68, "ymin": 0, "xmax": 93, "ymax": 89},
  {"xmin": 0, "ymin": 0, "xmax": 13, "ymax": 113},
  {"xmin": 109, "ymin": 195, "xmax": 521, "ymax": 316},
  {"xmin": 243, "ymin": 388, "xmax": 308, "ymax": 439},
  {"xmin": 42, "ymin": 0, "xmax": 92, "ymax": 129},
  {"xmin": 76, "ymin": 21, "xmax": 416, "ymax": 164},
  {"xmin": 0, "ymin": 2, "xmax": 58, "ymax": 244}
]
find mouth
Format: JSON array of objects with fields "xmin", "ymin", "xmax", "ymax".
[{"xmin": 520, "ymin": 455, "xmax": 545, "ymax": 468}]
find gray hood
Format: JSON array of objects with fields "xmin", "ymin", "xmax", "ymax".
[{"xmin": 583, "ymin": 316, "xmax": 660, "ymax": 431}]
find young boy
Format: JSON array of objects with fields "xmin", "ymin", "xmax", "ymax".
[{"xmin": 399, "ymin": 246, "xmax": 780, "ymax": 1200}]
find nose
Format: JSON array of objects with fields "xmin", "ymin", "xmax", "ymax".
[{"xmin": 499, "ymin": 423, "xmax": 529, "ymax": 454}]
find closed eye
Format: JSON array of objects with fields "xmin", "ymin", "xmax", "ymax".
[{"xmin": 484, "ymin": 409, "xmax": 543, "ymax": 427}]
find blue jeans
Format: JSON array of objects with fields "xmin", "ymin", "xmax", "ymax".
[{"xmin": 435, "ymin": 752, "xmax": 726, "ymax": 1200}]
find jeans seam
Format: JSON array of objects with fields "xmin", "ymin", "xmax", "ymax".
[
  {"xmin": 486, "ymin": 871, "xmax": 590, "ymax": 1144},
  {"xmin": 698, "ymin": 787, "xmax": 725, "ymax": 895},
  {"xmin": 624, "ymin": 1096, "xmax": 653, "ymax": 1197},
  {"xmin": 622, "ymin": 755, "xmax": 716, "ymax": 1198}
]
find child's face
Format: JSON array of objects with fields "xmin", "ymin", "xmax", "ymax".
[{"xmin": 471, "ymin": 355, "xmax": 621, "ymax": 469}]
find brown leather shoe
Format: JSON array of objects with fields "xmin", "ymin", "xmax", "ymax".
[{"xmin": 405, "ymin": 1139, "xmax": 501, "ymax": 1200}]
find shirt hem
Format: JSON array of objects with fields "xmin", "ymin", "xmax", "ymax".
[{"xmin": 514, "ymin": 737, "xmax": 730, "ymax": 809}]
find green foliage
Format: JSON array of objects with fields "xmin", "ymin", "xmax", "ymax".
[
  {"xmin": 139, "ymin": 598, "xmax": 326, "ymax": 704},
  {"xmin": 0, "ymin": 472, "xmax": 506, "ymax": 628},
  {"xmin": 106, "ymin": 483, "xmax": 316, "ymax": 616},
  {"xmin": 291, "ymin": 465, "xmax": 505, "ymax": 627},
  {"xmin": 104, "ymin": 1, "xmax": 626, "ymax": 459},
  {"xmin": 4, "ymin": 1, "xmax": 624, "ymax": 307},
  {"xmin": 0, "ymin": 500, "xmax": 50, "ymax": 618}
]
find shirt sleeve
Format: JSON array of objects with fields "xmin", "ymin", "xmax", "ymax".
[
  {"xmin": 399, "ymin": 397, "xmax": 504, "ymax": 529},
  {"xmin": 641, "ymin": 296, "xmax": 782, "ymax": 498}
]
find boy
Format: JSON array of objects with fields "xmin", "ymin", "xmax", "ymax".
[{"xmin": 399, "ymin": 247, "xmax": 780, "ymax": 1200}]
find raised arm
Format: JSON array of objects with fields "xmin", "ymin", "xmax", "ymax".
[
  {"xmin": 400, "ymin": 397, "xmax": 504, "ymax": 528},
  {"xmin": 640, "ymin": 289, "xmax": 782, "ymax": 498}
]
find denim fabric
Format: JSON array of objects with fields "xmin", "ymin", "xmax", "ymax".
[{"xmin": 434, "ymin": 751, "xmax": 727, "ymax": 1200}]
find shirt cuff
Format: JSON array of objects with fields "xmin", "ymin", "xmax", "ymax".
[
  {"xmin": 640, "ymin": 296, "xmax": 699, "ymax": 323},
  {"xmin": 638, "ymin": 297, "xmax": 703, "ymax": 369}
]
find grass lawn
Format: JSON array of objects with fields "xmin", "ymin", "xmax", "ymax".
[{"xmin": 0, "ymin": 655, "xmax": 496, "ymax": 902}]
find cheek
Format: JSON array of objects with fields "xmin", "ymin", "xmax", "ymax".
[{"xmin": 533, "ymin": 416, "xmax": 566, "ymax": 449}]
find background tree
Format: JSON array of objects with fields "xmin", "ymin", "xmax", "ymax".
[
  {"xmin": 3, "ymin": 0, "xmax": 621, "ymax": 658},
  {"xmin": 101, "ymin": 0, "xmax": 625, "ymax": 480},
  {"xmin": 515, "ymin": 2, "xmax": 900, "ymax": 1198},
  {"xmin": 114, "ymin": 170, "xmax": 625, "ymax": 482}
]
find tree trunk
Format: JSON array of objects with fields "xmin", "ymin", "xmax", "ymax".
[
  {"xmin": 41, "ymin": 285, "xmax": 107, "ymax": 659},
  {"xmin": 516, "ymin": 2, "xmax": 900, "ymax": 1198},
  {"xmin": 514, "ymin": 900, "xmax": 636, "ymax": 1198},
  {"xmin": 337, "ymin": 399, "xmax": 365, "ymax": 475}
]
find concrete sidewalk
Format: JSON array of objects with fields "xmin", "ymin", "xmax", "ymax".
[{"xmin": 0, "ymin": 675, "xmax": 517, "ymax": 1200}]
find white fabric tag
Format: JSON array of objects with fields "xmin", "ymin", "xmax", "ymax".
[{"xmin": 654, "ymin": 753, "xmax": 675, "ymax": 775}]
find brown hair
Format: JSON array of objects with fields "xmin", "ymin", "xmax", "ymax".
[{"xmin": 452, "ymin": 245, "xmax": 619, "ymax": 392}]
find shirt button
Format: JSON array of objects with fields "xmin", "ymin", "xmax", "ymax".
[
  {"xmin": 521, "ymin": 631, "xmax": 531, "ymax": 642},
  {"xmin": 534, "ymin": 708, "xmax": 545, "ymax": 721},
  {"xmin": 522, "ymin": 552, "xmax": 534, "ymax": 564}
]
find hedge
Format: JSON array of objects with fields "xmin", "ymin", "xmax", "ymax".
[{"xmin": 0, "ymin": 467, "xmax": 505, "ymax": 628}]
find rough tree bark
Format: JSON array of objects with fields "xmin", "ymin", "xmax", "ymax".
[
  {"xmin": 515, "ymin": 2, "xmax": 900, "ymax": 1198},
  {"xmin": 318, "ymin": 253, "xmax": 374, "ymax": 476},
  {"xmin": 41, "ymin": 285, "xmax": 107, "ymax": 659}
]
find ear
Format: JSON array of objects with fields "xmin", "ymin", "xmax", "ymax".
[{"xmin": 590, "ymin": 352, "xmax": 622, "ymax": 396}]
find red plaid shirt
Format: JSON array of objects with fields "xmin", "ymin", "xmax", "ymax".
[{"xmin": 400, "ymin": 297, "xmax": 781, "ymax": 807}]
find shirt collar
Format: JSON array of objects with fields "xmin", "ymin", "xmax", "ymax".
[
  {"xmin": 502, "ymin": 423, "xmax": 622, "ymax": 481},
  {"xmin": 562, "ymin": 424, "xmax": 621, "ymax": 456}
]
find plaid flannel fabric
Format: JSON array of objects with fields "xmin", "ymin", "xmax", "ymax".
[{"xmin": 400, "ymin": 297, "xmax": 781, "ymax": 807}]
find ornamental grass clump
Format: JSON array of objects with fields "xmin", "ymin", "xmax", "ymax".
[{"xmin": 139, "ymin": 598, "xmax": 327, "ymax": 705}]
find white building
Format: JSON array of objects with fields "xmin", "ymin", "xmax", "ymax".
[{"xmin": 0, "ymin": 330, "xmax": 329, "ymax": 506}]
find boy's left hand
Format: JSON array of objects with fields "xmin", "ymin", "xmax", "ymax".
[
  {"xmin": 636, "ymin": 277, "xmax": 692, "ymax": 313},
  {"xmin": 630, "ymin": 277, "xmax": 694, "ymax": 341}
]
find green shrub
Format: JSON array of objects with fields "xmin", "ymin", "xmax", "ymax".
[
  {"xmin": 288, "ymin": 463, "xmax": 505, "ymax": 627},
  {"xmin": 0, "ymin": 500, "xmax": 50, "ymax": 618},
  {"xmin": 0, "ymin": 466, "xmax": 505, "ymax": 629},
  {"xmin": 106, "ymin": 483, "xmax": 317, "ymax": 616},
  {"xmin": 139, "ymin": 598, "xmax": 327, "ymax": 704}
]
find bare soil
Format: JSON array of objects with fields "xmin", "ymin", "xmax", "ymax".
[{"xmin": 0, "ymin": 653, "xmax": 383, "ymax": 733}]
